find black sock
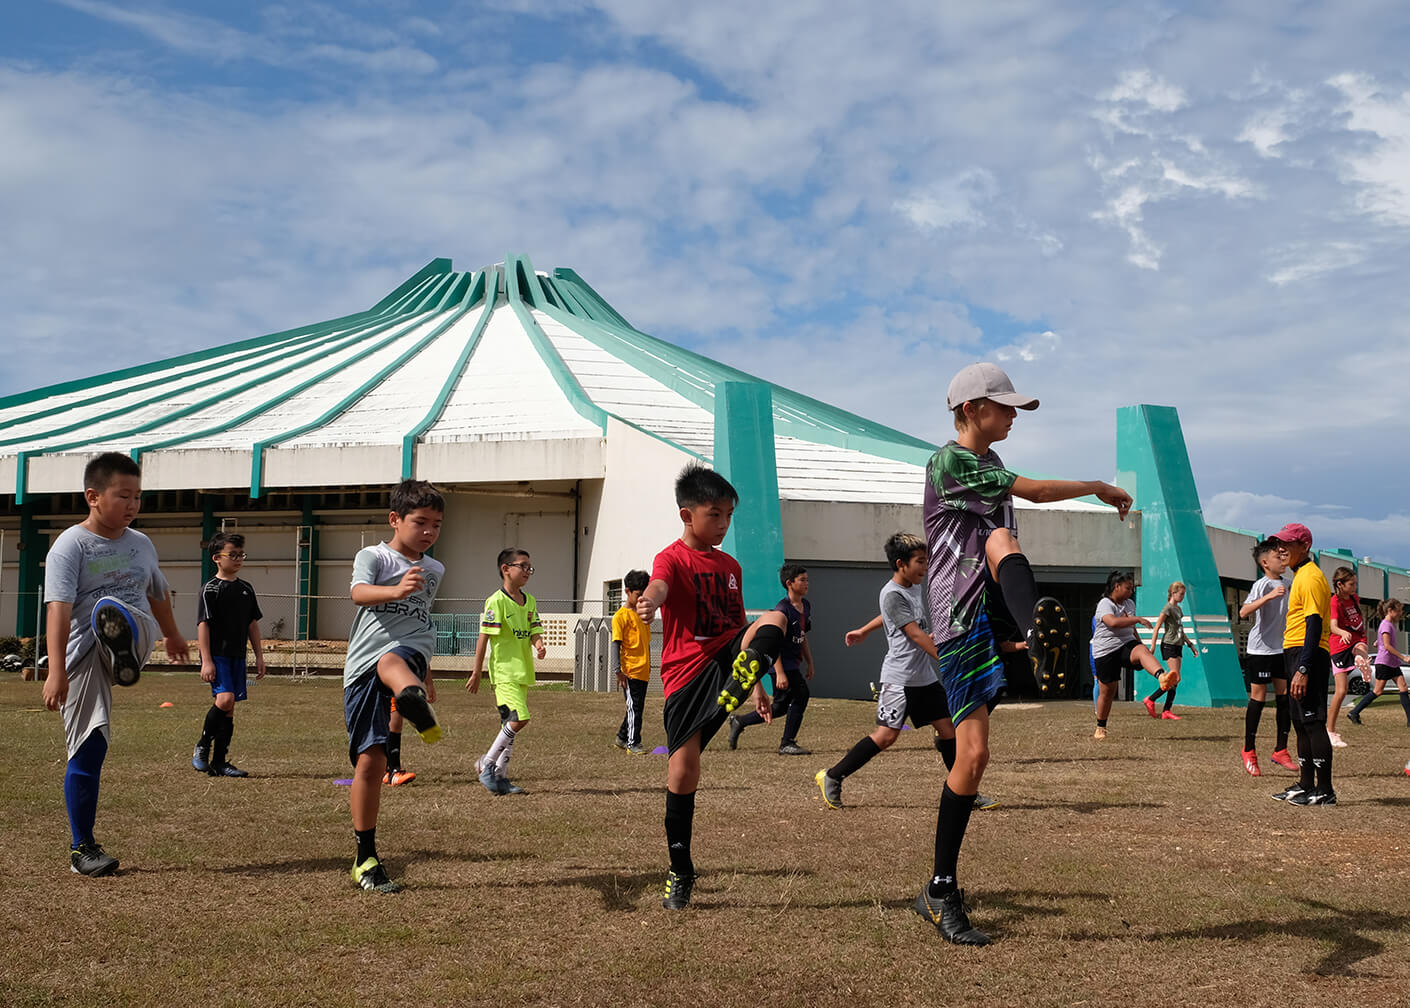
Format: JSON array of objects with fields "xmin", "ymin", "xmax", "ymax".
[
  {"xmin": 1096, "ymin": 718, "xmax": 1107, "ymax": 727},
  {"xmin": 935, "ymin": 735, "xmax": 956, "ymax": 771},
  {"xmin": 734, "ymin": 710, "xmax": 765, "ymax": 728},
  {"xmin": 1244, "ymin": 699, "xmax": 1265, "ymax": 751},
  {"xmin": 1292, "ymin": 720, "xmax": 1315, "ymax": 791},
  {"xmin": 1147, "ymin": 688, "xmax": 1166, "ymax": 702},
  {"xmin": 201, "ymin": 705, "xmax": 223, "ymax": 748},
  {"xmin": 1274, "ymin": 695, "xmax": 1290, "ymax": 750},
  {"xmin": 750, "ymin": 623, "xmax": 785, "ymax": 664},
  {"xmin": 995, "ymin": 552, "xmax": 1039, "ymax": 638},
  {"xmin": 355, "ymin": 828, "xmax": 377, "ymax": 864},
  {"xmin": 664, "ymin": 789, "xmax": 696, "ymax": 877},
  {"xmin": 829, "ymin": 737, "xmax": 881, "ymax": 780},
  {"xmin": 1309, "ymin": 731, "xmax": 1333, "ymax": 791},
  {"xmin": 386, "ymin": 731, "xmax": 402, "ymax": 773},
  {"xmin": 930, "ymin": 783, "xmax": 976, "ymax": 897},
  {"xmin": 1163, "ymin": 687, "xmax": 1177, "ymax": 711},
  {"xmin": 212, "ymin": 715, "xmax": 233, "ymax": 767},
  {"xmin": 1349, "ymin": 691, "xmax": 1374, "ymax": 717},
  {"xmin": 1400, "ymin": 691, "xmax": 1410, "ymax": 726}
]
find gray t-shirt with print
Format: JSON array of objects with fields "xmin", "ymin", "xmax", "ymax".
[
  {"xmin": 1091, "ymin": 597, "xmax": 1138, "ymax": 659},
  {"xmin": 1245, "ymin": 574, "xmax": 1291, "ymax": 656},
  {"xmin": 44, "ymin": 524, "xmax": 168, "ymax": 667},
  {"xmin": 343, "ymin": 542, "xmax": 445, "ymax": 687},
  {"xmin": 879, "ymin": 580, "xmax": 940, "ymax": 687}
]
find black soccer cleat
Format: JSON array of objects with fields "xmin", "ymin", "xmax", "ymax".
[
  {"xmin": 727, "ymin": 714, "xmax": 744, "ymax": 749},
  {"xmin": 1271, "ymin": 785, "xmax": 1307, "ymax": 802},
  {"xmin": 208, "ymin": 762, "xmax": 249, "ymax": 778},
  {"xmin": 71, "ymin": 840, "xmax": 119, "ymax": 877},
  {"xmin": 662, "ymin": 869, "xmax": 696, "ymax": 910},
  {"xmin": 192, "ymin": 741, "xmax": 210, "ymax": 773},
  {"xmin": 1289, "ymin": 788, "xmax": 1337, "ymax": 806},
  {"xmin": 351, "ymin": 856, "xmax": 403, "ymax": 894},
  {"xmin": 393, "ymin": 685, "xmax": 442, "ymax": 744},
  {"xmin": 1027, "ymin": 597, "xmax": 1070, "ymax": 693},
  {"xmin": 914, "ymin": 886, "xmax": 991, "ymax": 945},
  {"xmin": 717, "ymin": 647, "xmax": 767, "ymax": 713},
  {"xmin": 93, "ymin": 599, "xmax": 143, "ymax": 687}
]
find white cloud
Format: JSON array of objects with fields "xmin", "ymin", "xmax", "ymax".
[
  {"xmin": 894, "ymin": 169, "xmax": 999, "ymax": 231},
  {"xmin": 1204, "ymin": 491, "xmax": 1410, "ymax": 566}
]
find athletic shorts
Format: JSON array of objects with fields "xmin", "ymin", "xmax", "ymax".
[
  {"xmin": 494, "ymin": 679, "xmax": 533, "ymax": 723},
  {"xmin": 1374, "ymin": 662, "xmax": 1404, "ymax": 681},
  {"xmin": 210, "ymin": 655, "xmax": 248, "ymax": 701},
  {"xmin": 935, "ymin": 604, "xmax": 1004, "ymax": 726},
  {"xmin": 1093, "ymin": 641, "xmax": 1140, "ymax": 685},
  {"xmin": 344, "ymin": 646, "xmax": 428, "ymax": 766},
  {"xmin": 1159, "ymin": 642, "xmax": 1184, "ymax": 662},
  {"xmin": 1331, "ymin": 649, "xmax": 1360, "ymax": 672},
  {"xmin": 876, "ymin": 680, "xmax": 951, "ymax": 730},
  {"xmin": 663, "ymin": 627, "xmax": 747, "ymax": 755},
  {"xmin": 1244, "ymin": 652, "xmax": 1286, "ymax": 684},
  {"xmin": 1286, "ymin": 648, "xmax": 1330, "ymax": 723}
]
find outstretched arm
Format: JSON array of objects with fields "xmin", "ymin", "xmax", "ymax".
[{"xmin": 1011, "ymin": 476, "xmax": 1131, "ymax": 520}]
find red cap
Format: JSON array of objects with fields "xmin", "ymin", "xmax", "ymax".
[{"xmin": 1270, "ymin": 522, "xmax": 1313, "ymax": 547}]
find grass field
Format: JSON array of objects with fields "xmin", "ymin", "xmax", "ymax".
[{"xmin": 4, "ymin": 674, "xmax": 1410, "ymax": 1008}]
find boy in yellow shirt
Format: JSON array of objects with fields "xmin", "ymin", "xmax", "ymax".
[{"xmin": 612, "ymin": 570, "xmax": 653, "ymax": 754}]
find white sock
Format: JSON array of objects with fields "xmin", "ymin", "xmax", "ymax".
[
  {"xmin": 497, "ymin": 738, "xmax": 515, "ymax": 774},
  {"xmin": 483, "ymin": 724, "xmax": 516, "ymax": 770}
]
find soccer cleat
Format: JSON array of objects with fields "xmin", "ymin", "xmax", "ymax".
[
  {"xmin": 1161, "ymin": 710, "xmax": 1181, "ymax": 720},
  {"xmin": 1289, "ymin": 788, "xmax": 1337, "ymax": 807},
  {"xmin": 869, "ymin": 681, "xmax": 881, "ymax": 702},
  {"xmin": 384, "ymin": 769, "xmax": 416, "ymax": 786},
  {"xmin": 1270, "ymin": 748, "xmax": 1297, "ymax": 771},
  {"xmin": 815, "ymin": 769, "xmax": 843, "ymax": 809},
  {"xmin": 626, "ymin": 743, "xmax": 649, "ymax": 756},
  {"xmin": 1027, "ymin": 597, "xmax": 1070, "ymax": 692},
  {"xmin": 351, "ymin": 857, "xmax": 402, "ymax": 894},
  {"xmin": 393, "ymin": 686, "xmax": 442, "ymax": 745},
  {"xmin": 476, "ymin": 756, "xmax": 501, "ymax": 794},
  {"xmin": 1327, "ymin": 731, "xmax": 1347, "ymax": 749},
  {"xmin": 93, "ymin": 599, "xmax": 142, "ymax": 687},
  {"xmin": 612, "ymin": 737, "xmax": 629, "ymax": 751},
  {"xmin": 70, "ymin": 840, "xmax": 119, "ymax": 877},
  {"xmin": 662, "ymin": 869, "xmax": 696, "ymax": 910},
  {"xmin": 972, "ymin": 793, "xmax": 1000, "ymax": 811},
  {"xmin": 192, "ymin": 741, "xmax": 210, "ymax": 773},
  {"xmin": 209, "ymin": 762, "xmax": 249, "ymax": 778},
  {"xmin": 1093, "ymin": 726, "xmax": 1108, "ymax": 740},
  {"xmin": 727, "ymin": 714, "xmax": 744, "ymax": 750},
  {"xmin": 1272, "ymin": 784, "xmax": 1307, "ymax": 802},
  {"xmin": 1143, "ymin": 698, "xmax": 1158, "ymax": 718},
  {"xmin": 717, "ymin": 647, "xmax": 767, "ymax": 713},
  {"xmin": 498, "ymin": 775, "xmax": 523, "ymax": 795},
  {"xmin": 1346, "ymin": 711, "xmax": 1362, "ymax": 726},
  {"xmin": 777, "ymin": 742, "xmax": 811, "ymax": 756},
  {"xmin": 914, "ymin": 886, "xmax": 991, "ymax": 945},
  {"xmin": 1404, "ymin": 760, "xmax": 1410, "ymax": 777},
  {"xmin": 1242, "ymin": 749, "xmax": 1261, "ymax": 776}
]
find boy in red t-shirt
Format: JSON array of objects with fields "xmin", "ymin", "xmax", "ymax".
[{"xmin": 636, "ymin": 463, "xmax": 788, "ymax": 910}]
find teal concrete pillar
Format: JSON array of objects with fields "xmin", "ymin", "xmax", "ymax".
[
  {"xmin": 1116, "ymin": 405, "xmax": 1245, "ymax": 707},
  {"xmin": 714, "ymin": 381, "xmax": 786, "ymax": 611},
  {"xmin": 16, "ymin": 502, "xmax": 45, "ymax": 638}
]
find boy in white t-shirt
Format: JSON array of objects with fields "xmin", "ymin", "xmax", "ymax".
[{"xmin": 1238, "ymin": 539, "xmax": 1295, "ymax": 775}]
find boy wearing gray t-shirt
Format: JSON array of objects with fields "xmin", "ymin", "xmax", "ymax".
[
  {"xmin": 343, "ymin": 480, "xmax": 446, "ymax": 895},
  {"xmin": 1239, "ymin": 539, "xmax": 1296, "ymax": 775},
  {"xmin": 41, "ymin": 452, "xmax": 189, "ymax": 878}
]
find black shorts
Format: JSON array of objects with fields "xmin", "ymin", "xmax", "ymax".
[
  {"xmin": 1287, "ymin": 648, "xmax": 1330, "ymax": 723},
  {"xmin": 1093, "ymin": 641, "xmax": 1139, "ymax": 684},
  {"xmin": 1374, "ymin": 662, "xmax": 1404, "ymax": 681},
  {"xmin": 1160, "ymin": 642, "xmax": 1184, "ymax": 662},
  {"xmin": 1244, "ymin": 652, "xmax": 1286, "ymax": 684},
  {"xmin": 1331, "ymin": 649, "xmax": 1360, "ymax": 671},
  {"xmin": 663, "ymin": 628, "xmax": 747, "ymax": 755},
  {"xmin": 344, "ymin": 646, "xmax": 428, "ymax": 767},
  {"xmin": 875, "ymin": 680, "xmax": 951, "ymax": 730}
]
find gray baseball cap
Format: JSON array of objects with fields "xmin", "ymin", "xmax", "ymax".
[{"xmin": 946, "ymin": 362, "xmax": 1039, "ymax": 411}]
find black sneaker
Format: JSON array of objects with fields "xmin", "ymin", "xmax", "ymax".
[
  {"xmin": 1027, "ymin": 597, "xmax": 1070, "ymax": 692},
  {"xmin": 727, "ymin": 714, "xmax": 744, "ymax": 749},
  {"xmin": 913, "ymin": 886, "xmax": 991, "ymax": 945},
  {"xmin": 717, "ymin": 647, "xmax": 767, "ymax": 713},
  {"xmin": 209, "ymin": 762, "xmax": 249, "ymax": 778},
  {"xmin": 192, "ymin": 740, "xmax": 210, "ymax": 773},
  {"xmin": 1289, "ymin": 788, "xmax": 1337, "ymax": 806},
  {"xmin": 71, "ymin": 840, "xmax": 119, "ymax": 877},
  {"xmin": 351, "ymin": 856, "xmax": 402, "ymax": 893},
  {"xmin": 777, "ymin": 742, "xmax": 811, "ymax": 756},
  {"xmin": 1272, "ymin": 785, "xmax": 1308, "ymax": 802},
  {"xmin": 815, "ymin": 769, "xmax": 843, "ymax": 809},
  {"xmin": 92, "ymin": 599, "xmax": 142, "ymax": 687},
  {"xmin": 662, "ymin": 869, "xmax": 696, "ymax": 910},
  {"xmin": 1346, "ymin": 711, "xmax": 1363, "ymax": 726},
  {"xmin": 393, "ymin": 685, "xmax": 442, "ymax": 744},
  {"xmin": 972, "ymin": 793, "xmax": 1000, "ymax": 811},
  {"xmin": 613, "ymin": 737, "xmax": 629, "ymax": 751}
]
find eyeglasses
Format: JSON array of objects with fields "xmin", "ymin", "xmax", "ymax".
[
  {"xmin": 215, "ymin": 552, "xmax": 247, "ymax": 560},
  {"xmin": 509, "ymin": 563, "xmax": 535, "ymax": 574}
]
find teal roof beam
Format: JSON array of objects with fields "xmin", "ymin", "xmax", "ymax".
[{"xmin": 369, "ymin": 258, "xmax": 454, "ymax": 314}]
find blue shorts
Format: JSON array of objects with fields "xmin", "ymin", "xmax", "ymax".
[
  {"xmin": 344, "ymin": 646, "xmax": 428, "ymax": 767},
  {"xmin": 936, "ymin": 603, "xmax": 1004, "ymax": 726},
  {"xmin": 210, "ymin": 655, "xmax": 248, "ymax": 702}
]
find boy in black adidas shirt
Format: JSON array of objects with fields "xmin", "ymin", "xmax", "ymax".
[{"xmin": 192, "ymin": 532, "xmax": 266, "ymax": 777}]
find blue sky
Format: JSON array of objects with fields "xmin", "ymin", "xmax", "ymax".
[{"xmin": 3, "ymin": 1, "xmax": 1409, "ymax": 564}]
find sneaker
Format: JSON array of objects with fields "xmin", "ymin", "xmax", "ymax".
[
  {"xmin": 727, "ymin": 714, "xmax": 744, "ymax": 750},
  {"xmin": 70, "ymin": 840, "xmax": 119, "ymax": 877},
  {"xmin": 393, "ymin": 686, "xmax": 442, "ymax": 745},
  {"xmin": 869, "ymin": 681, "xmax": 880, "ymax": 702},
  {"xmin": 1272, "ymin": 784, "xmax": 1307, "ymax": 802},
  {"xmin": 815, "ymin": 769, "xmax": 843, "ymax": 809},
  {"xmin": 626, "ymin": 743, "xmax": 649, "ymax": 755},
  {"xmin": 662, "ymin": 869, "xmax": 696, "ymax": 910},
  {"xmin": 384, "ymin": 769, "xmax": 416, "ymax": 786},
  {"xmin": 913, "ymin": 886, "xmax": 991, "ymax": 945},
  {"xmin": 972, "ymin": 793, "xmax": 1000, "ymax": 811},
  {"xmin": 1289, "ymin": 788, "xmax": 1337, "ymax": 806},
  {"xmin": 92, "ymin": 599, "xmax": 142, "ymax": 687},
  {"xmin": 1346, "ymin": 711, "xmax": 1363, "ymax": 726},
  {"xmin": 1328, "ymin": 731, "xmax": 1347, "ymax": 748},
  {"xmin": 718, "ymin": 647, "xmax": 767, "ymax": 713},
  {"xmin": 1241, "ymin": 749, "xmax": 1261, "ymax": 776},
  {"xmin": 1093, "ymin": 726, "xmax": 1108, "ymax": 740},
  {"xmin": 1143, "ymin": 698, "xmax": 1158, "ymax": 718},
  {"xmin": 498, "ymin": 775, "xmax": 524, "ymax": 795},
  {"xmin": 351, "ymin": 856, "xmax": 402, "ymax": 894},
  {"xmin": 1270, "ymin": 748, "xmax": 1297, "ymax": 771},
  {"xmin": 1161, "ymin": 710, "xmax": 1182, "ymax": 721},
  {"xmin": 1027, "ymin": 596, "xmax": 1070, "ymax": 691},
  {"xmin": 612, "ymin": 737, "xmax": 629, "ymax": 751},
  {"xmin": 208, "ymin": 762, "xmax": 249, "ymax": 778},
  {"xmin": 778, "ymin": 742, "xmax": 811, "ymax": 756},
  {"xmin": 192, "ymin": 741, "xmax": 210, "ymax": 773},
  {"xmin": 476, "ymin": 756, "xmax": 501, "ymax": 794}
]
